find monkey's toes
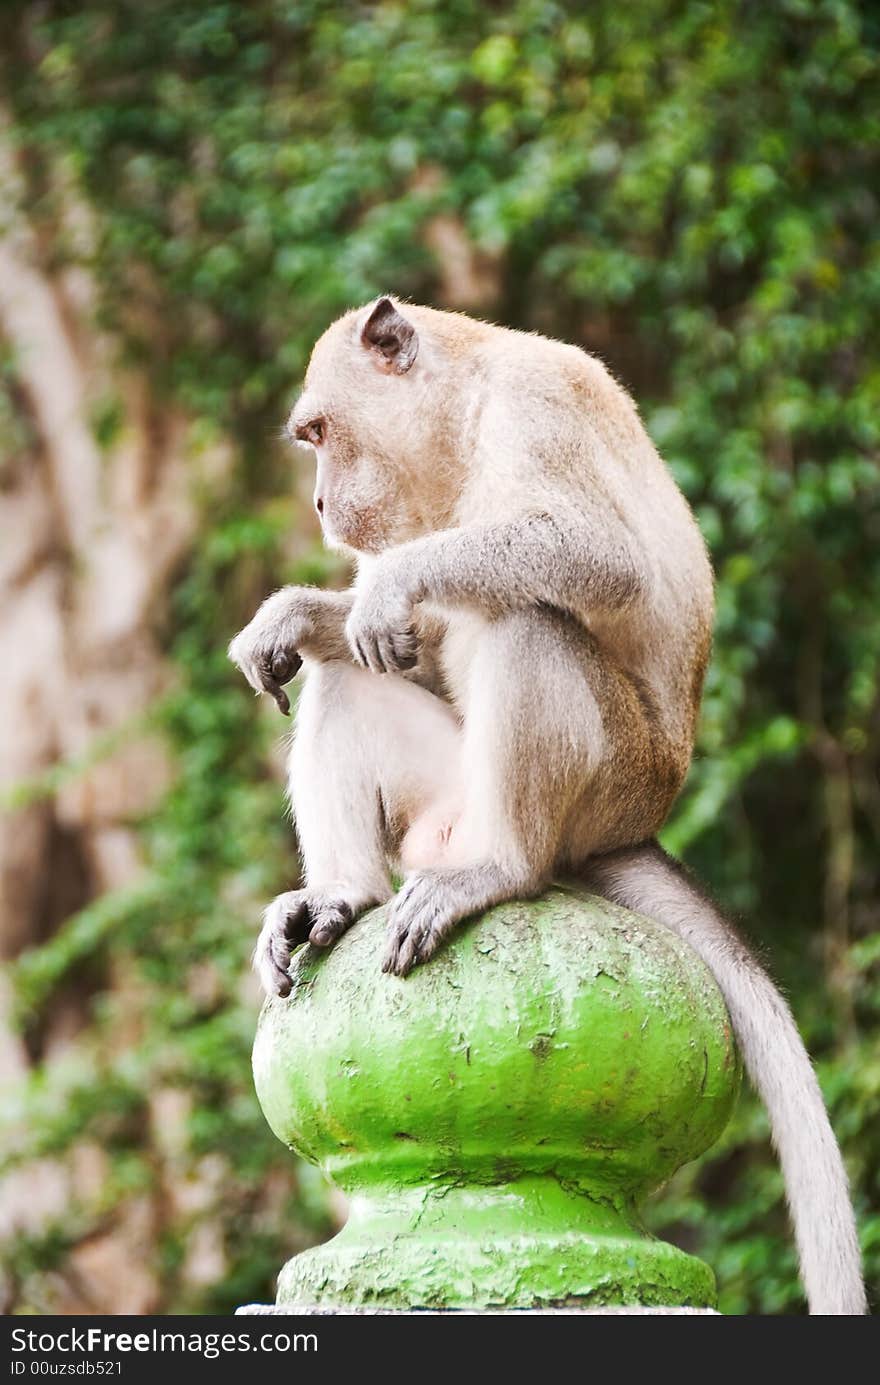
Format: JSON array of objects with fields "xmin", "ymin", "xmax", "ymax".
[
  {"xmin": 382, "ymin": 878, "xmax": 450, "ymax": 976},
  {"xmin": 256, "ymin": 928, "xmax": 296, "ymax": 996},
  {"xmin": 255, "ymin": 891, "xmax": 312, "ymax": 995},
  {"xmin": 256, "ymin": 890, "xmax": 364, "ymax": 993},
  {"xmin": 308, "ymin": 899, "xmax": 355, "ymax": 947},
  {"xmin": 382, "ymin": 921, "xmax": 439, "ymax": 975}
]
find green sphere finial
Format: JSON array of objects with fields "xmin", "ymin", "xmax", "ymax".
[{"xmin": 253, "ymin": 887, "xmax": 739, "ymax": 1311}]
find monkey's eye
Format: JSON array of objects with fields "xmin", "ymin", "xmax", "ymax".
[{"xmin": 294, "ymin": 418, "xmax": 326, "ymax": 447}]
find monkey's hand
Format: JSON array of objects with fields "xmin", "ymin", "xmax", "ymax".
[
  {"xmin": 346, "ymin": 557, "xmax": 420, "ymax": 674},
  {"xmin": 228, "ymin": 588, "xmax": 312, "ymax": 714}
]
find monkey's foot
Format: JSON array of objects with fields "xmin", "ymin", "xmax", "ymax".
[
  {"xmin": 383, "ymin": 863, "xmax": 543, "ymax": 976},
  {"xmin": 382, "ymin": 865, "xmax": 509, "ymax": 977},
  {"xmin": 256, "ymin": 889, "xmax": 356, "ymax": 996}
]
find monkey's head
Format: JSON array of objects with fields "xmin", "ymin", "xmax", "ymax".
[{"xmin": 287, "ymin": 297, "xmax": 458, "ymax": 554}]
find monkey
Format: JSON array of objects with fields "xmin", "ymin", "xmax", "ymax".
[{"xmin": 228, "ymin": 295, "xmax": 866, "ymax": 1315}]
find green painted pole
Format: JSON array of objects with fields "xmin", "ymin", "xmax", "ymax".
[{"xmin": 248, "ymin": 887, "xmax": 740, "ymax": 1313}]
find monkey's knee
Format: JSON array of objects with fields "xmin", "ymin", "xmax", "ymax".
[
  {"xmin": 291, "ymin": 660, "xmax": 390, "ymax": 784},
  {"xmin": 294, "ymin": 659, "xmax": 373, "ymax": 730}
]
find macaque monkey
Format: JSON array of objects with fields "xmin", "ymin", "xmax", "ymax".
[{"xmin": 229, "ymin": 296, "xmax": 865, "ymax": 1314}]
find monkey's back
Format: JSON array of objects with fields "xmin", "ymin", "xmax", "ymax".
[{"xmin": 443, "ymin": 323, "xmax": 714, "ymax": 759}]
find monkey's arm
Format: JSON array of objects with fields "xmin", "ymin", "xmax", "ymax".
[
  {"xmin": 409, "ymin": 512, "xmax": 642, "ymax": 613},
  {"xmin": 229, "ymin": 586, "xmax": 355, "ymax": 713},
  {"xmin": 347, "ymin": 511, "xmax": 645, "ymax": 674}
]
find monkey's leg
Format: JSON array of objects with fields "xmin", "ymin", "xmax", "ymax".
[
  {"xmin": 257, "ymin": 660, "xmax": 462, "ymax": 994},
  {"xmin": 383, "ymin": 610, "xmax": 599, "ymax": 976}
]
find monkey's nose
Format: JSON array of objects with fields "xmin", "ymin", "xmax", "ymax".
[{"xmin": 315, "ymin": 495, "xmax": 324, "ymax": 516}]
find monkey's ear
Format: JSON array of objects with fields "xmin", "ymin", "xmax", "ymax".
[{"xmin": 360, "ymin": 297, "xmax": 419, "ymax": 374}]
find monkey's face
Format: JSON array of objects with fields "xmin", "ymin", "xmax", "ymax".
[{"xmin": 287, "ymin": 298, "xmax": 444, "ymax": 555}]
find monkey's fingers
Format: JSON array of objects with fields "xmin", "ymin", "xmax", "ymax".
[
  {"xmin": 368, "ymin": 629, "xmax": 419, "ymax": 675},
  {"xmin": 350, "ymin": 637, "xmax": 371, "ymax": 672},
  {"xmin": 387, "ymin": 628, "xmax": 419, "ymax": 672},
  {"xmin": 270, "ymin": 650, "xmax": 302, "ymax": 684},
  {"xmin": 375, "ymin": 634, "xmax": 415, "ymax": 675},
  {"xmin": 255, "ymin": 650, "xmax": 302, "ymax": 714},
  {"xmin": 269, "ymin": 683, "xmax": 291, "ymax": 715},
  {"xmin": 254, "ymin": 672, "xmax": 290, "ymax": 715},
  {"xmin": 358, "ymin": 635, "xmax": 389, "ymax": 676},
  {"xmin": 349, "ymin": 623, "xmax": 418, "ymax": 675}
]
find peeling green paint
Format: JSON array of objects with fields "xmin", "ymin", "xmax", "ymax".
[{"xmin": 253, "ymin": 888, "xmax": 740, "ymax": 1310}]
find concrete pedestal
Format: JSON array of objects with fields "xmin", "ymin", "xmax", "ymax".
[{"xmin": 248, "ymin": 887, "xmax": 739, "ymax": 1313}]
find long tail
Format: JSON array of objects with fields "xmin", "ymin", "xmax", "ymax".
[{"xmin": 580, "ymin": 840, "xmax": 866, "ymax": 1316}]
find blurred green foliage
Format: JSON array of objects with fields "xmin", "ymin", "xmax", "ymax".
[{"xmin": 2, "ymin": 0, "xmax": 878, "ymax": 1313}]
